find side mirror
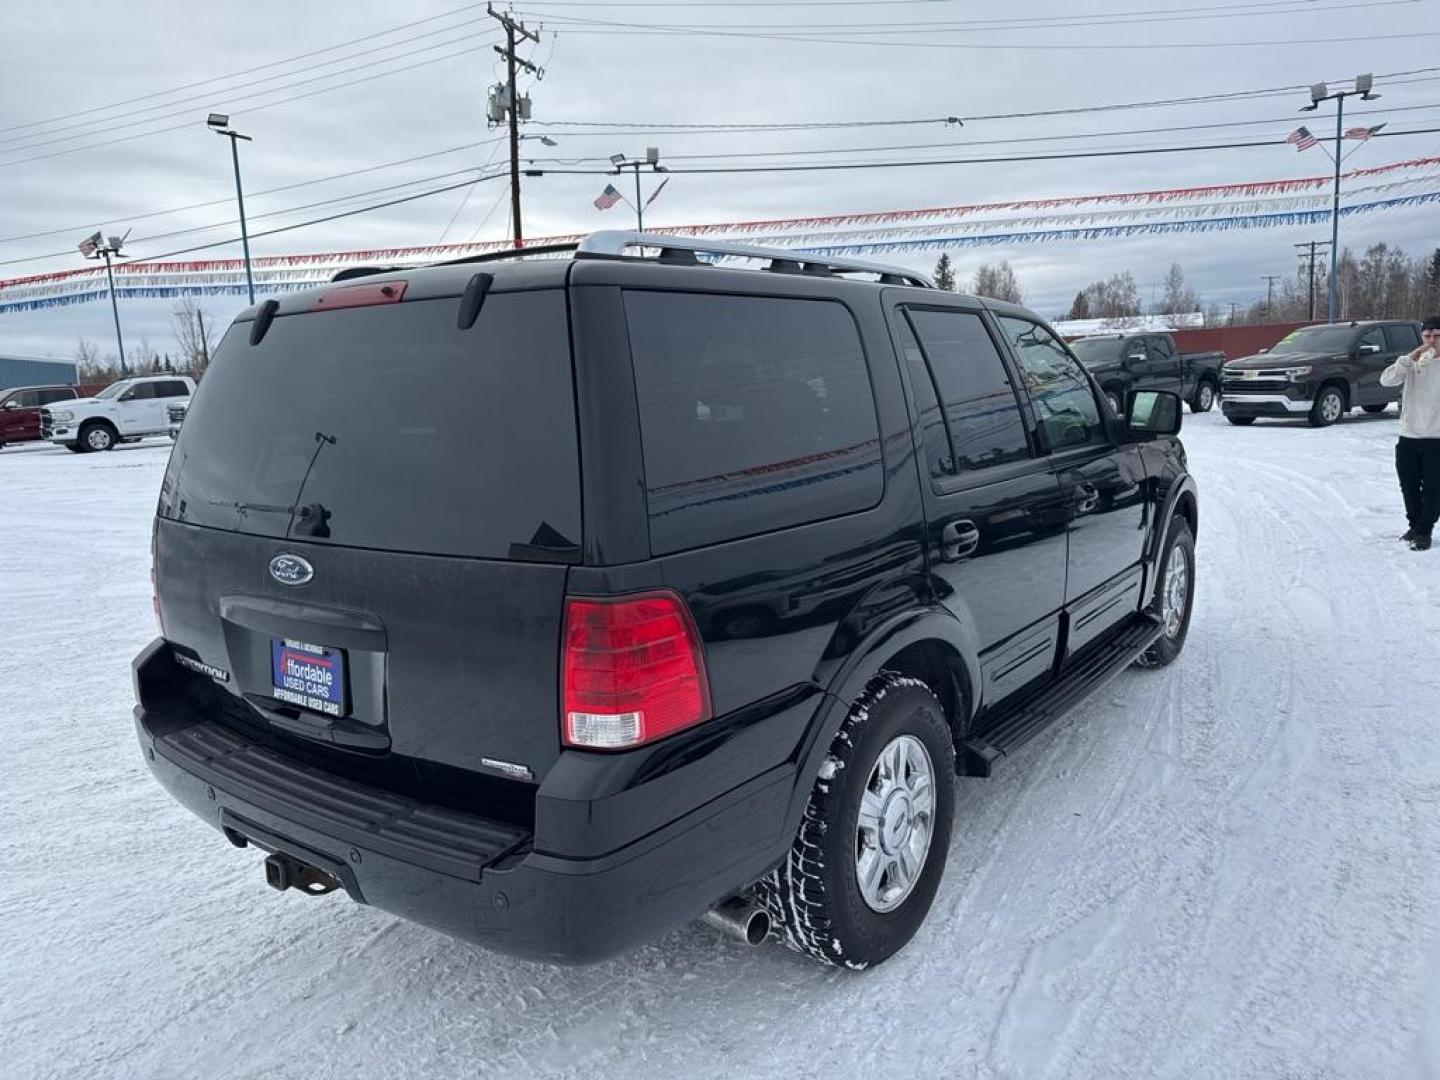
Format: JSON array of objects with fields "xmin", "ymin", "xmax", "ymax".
[
  {"xmin": 1128, "ymin": 390, "xmax": 1182, "ymax": 437},
  {"xmin": 1, "ymin": 400, "xmax": 17, "ymax": 410},
  {"xmin": 119, "ymin": 392, "xmax": 135, "ymax": 402}
]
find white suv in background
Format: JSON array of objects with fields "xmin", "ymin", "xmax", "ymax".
[{"xmin": 41, "ymin": 375, "xmax": 195, "ymax": 452}]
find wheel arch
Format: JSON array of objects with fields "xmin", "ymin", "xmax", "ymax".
[{"xmin": 785, "ymin": 606, "xmax": 980, "ymax": 840}]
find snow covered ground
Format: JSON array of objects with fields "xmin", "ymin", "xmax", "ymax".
[{"xmin": 4, "ymin": 411, "xmax": 1440, "ymax": 1080}]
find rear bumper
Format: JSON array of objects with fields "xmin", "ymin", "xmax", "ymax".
[
  {"xmin": 1220, "ymin": 393, "xmax": 1312, "ymax": 417},
  {"xmin": 133, "ymin": 640, "xmax": 798, "ymax": 964}
]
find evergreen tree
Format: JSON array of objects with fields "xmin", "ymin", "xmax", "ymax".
[{"xmin": 933, "ymin": 253, "xmax": 956, "ymax": 291}]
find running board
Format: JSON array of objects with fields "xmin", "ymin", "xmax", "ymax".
[{"xmin": 961, "ymin": 615, "xmax": 1164, "ymax": 777}]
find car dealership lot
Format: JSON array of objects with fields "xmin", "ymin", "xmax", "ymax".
[{"xmin": 3, "ymin": 415, "xmax": 1440, "ymax": 1080}]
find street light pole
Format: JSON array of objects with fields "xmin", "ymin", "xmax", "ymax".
[
  {"xmin": 1328, "ymin": 94, "xmax": 1344, "ymax": 323},
  {"xmin": 207, "ymin": 114, "xmax": 255, "ymax": 305},
  {"xmin": 101, "ymin": 247, "xmax": 127, "ymax": 374},
  {"xmin": 78, "ymin": 230, "xmax": 128, "ymax": 374},
  {"xmin": 1299, "ymin": 75, "xmax": 1380, "ymax": 323},
  {"xmin": 610, "ymin": 148, "xmax": 665, "ymax": 232}
]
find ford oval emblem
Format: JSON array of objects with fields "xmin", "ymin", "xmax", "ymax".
[{"xmin": 269, "ymin": 553, "xmax": 314, "ymax": 586}]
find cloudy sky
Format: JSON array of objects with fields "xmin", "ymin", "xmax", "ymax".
[{"xmin": 1, "ymin": 0, "xmax": 1437, "ymax": 361}]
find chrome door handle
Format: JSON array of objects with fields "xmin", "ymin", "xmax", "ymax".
[{"xmin": 940, "ymin": 519, "xmax": 980, "ymax": 561}]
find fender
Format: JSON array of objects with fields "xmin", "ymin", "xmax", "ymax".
[
  {"xmin": 1145, "ymin": 471, "xmax": 1199, "ymax": 565},
  {"xmin": 782, "ymin": 604, "xmax": 981, "ymax": 841}
]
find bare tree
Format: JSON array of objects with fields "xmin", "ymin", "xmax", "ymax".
[
  {"xmin": 171, "ymin": 296, "xmax": 215, "ymax": 373},
  {"xmin": 1079, "ymin": 272, "xmax": 1141, "ymax": 319},
  {"xmin": 971, "ymin": 260, "xmax": 1023, "ymax": 303},
  {"xmin": 1154, "ymin": 263, "xmax": 1200, "ymax": 316}
]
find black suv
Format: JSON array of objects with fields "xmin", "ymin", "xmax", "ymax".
[
  {"xmin": 1221, "ymin": 319, "xmax": 1421, "ymax": 427},
  {"xmin": 134, "ymin": 231, "xmax": 1198, "ymax": 969}
]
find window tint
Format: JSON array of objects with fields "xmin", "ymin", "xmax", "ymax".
[
  {"xmin": 126, "ymin": 383, "xmax": 157, "ymax": 401},
  {"xmin": 624, "ymin": 291, "xmax": 881, "ymax": 554},
  {"xmin": 905, "ymin": 308, "xmax": 1030, "ymax": 474},
  {"xmin": 8, "ymin": 390, "xmax": 40, "ymax": 408},
  {"xmin": 997, "ymin": 316, "xmax": 1108, "ymax": 452},
  {"xmin": 1385, "ymin": 323, "xmax": 1420, "ymax": 352},
  {"xmin": 38, "ymin": 388, "xmax": 74, "ymax": 405},
  {"xmin": 161, "ymin": 291, "xmax": 581, "ymax": 561},
  {"xmin": 1358, "ymin": 326, "xmax": 1386, "ymax": 352},
  {"xmin": 158, "ymin": 380, "xmax": 190, "ymax": 398},
  {"xmin": 1147, "ymin": 335, "xmax": 1174, "ymax": 361}
]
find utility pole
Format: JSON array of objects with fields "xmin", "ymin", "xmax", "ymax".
[
  {"xmin": 196, "ymin": 309, "xmax": 210, "ymax": 369},
  {"xmin": 1262, "ymin": 275, "xmax": 1281, "ymax": 321},
  {"xmin": 1299, "ymin": 74, "xmax": 1382, "ymax": 322},
  {"xmin": 488, "ymin": 4, "xmax": 539, "ymax": 245},
  {"xmin": 1294, "ymin": 241, "xmax": 1330, "ymax": 322}
]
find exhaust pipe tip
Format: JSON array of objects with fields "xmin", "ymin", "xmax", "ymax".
[{"xmin": 700, "ymin": 896, "xmax": 771, "ymax": 947}]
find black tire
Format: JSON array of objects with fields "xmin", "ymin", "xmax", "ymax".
[
  {"xmin": 1308, "ymin": 384, "xmax": 1347, "ymax": 428},
  {"xmin": 1190, "ymin": 381, "xmax": 1217, "ymax": 413},
  {"xmin": 65, "ymin": 443, "xmax": 85, "ymax": 453},
  {"xmin": 1363, "ymin": 404, "xmax": 1388, "ymax": 415},
  {"xmin": 1225, "ymin": 415, "xmax": 1256, "ymax": 426},
  {"xmin": 78, "ymin": 421, "xmax": 117, "ymax": 452},
  {"xmin": 1136, "ymin": 518, "xmax": 1195, "ymax": 668},
  {"xmin": 756, "ymin": 673, "xmax": 955, "ymax": 969}
]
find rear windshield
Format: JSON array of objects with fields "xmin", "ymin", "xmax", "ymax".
[
  {"xmin": 160, "ymin": 290, "xmax": 580, "ymax": 562},
  {"xmin": 1068, "ymin": 338, "xmax": 1121, "ymax": 367}
]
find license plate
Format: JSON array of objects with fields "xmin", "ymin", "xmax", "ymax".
[{"xmin": 270, "ymin": 639, "xmax": 347, "ymax": 717}]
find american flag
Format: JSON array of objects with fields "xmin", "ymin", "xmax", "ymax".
[
  {"xmin": 1285, "ymin": 126, "xmax": 1318, "ymax": 151},
  {"xmin": 1344, "ymin": 123, "xmax": 1385, "ymax": 141},
  {"xmin": 593, "ymin": 184, "xmax": 622, "ymax": 210}
]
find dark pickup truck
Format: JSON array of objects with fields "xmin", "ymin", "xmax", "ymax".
[
  {"xmin": 1220, "ymin": 319, "xmax": 1421, "ymax": 427},
  {"xmin": 1070, "ymin": 333, "xmax": 1225, "ymax": 416},
  {"xmin": 0, "ymin": 383, "xmax": 107, "ymax": 448}
]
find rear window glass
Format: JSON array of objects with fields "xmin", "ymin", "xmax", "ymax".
[
  {"xmin": 624, "ymin": 291, "xmax": 882, "ymax": 554},
  {"xmin": 161, "ymin": 291, "xmax": 580, "ymax": 561}
]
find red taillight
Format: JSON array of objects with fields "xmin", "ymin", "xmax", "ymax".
[
  {"xmin": 150, "ymin": 525, "xmax": 164, "ymax": 636},
  {"xmin": 562, "ymin": 591, "xmax": 711, "ymax": 750}
]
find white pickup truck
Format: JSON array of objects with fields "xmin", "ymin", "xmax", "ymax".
[{"xmin": 41, "ymin": 375, "xmax": 195, "ymax": 452}]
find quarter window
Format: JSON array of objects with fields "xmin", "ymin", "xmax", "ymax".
[
  {"xmin": 625, "ymin": 291, "xmax": 882, "ymax": 554},
  {"xmin": 997, "ymin": 316, "xmax": 1108, "ymax": 452}
]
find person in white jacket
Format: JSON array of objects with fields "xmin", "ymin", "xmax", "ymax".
[{"xmin": 1380, "ymin": 316, "xmax": 1440, "ymax": 550}]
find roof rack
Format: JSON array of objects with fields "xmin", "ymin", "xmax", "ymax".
[{"xmin": 576, "ymin": 230, "xmax": 934, "ymax": 288}]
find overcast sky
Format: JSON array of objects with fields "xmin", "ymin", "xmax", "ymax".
[{"xmin": 1, "ymin": 0, "xmax": 1437, "ymax": 361}]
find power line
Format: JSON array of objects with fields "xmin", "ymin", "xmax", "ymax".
[
  {"xmin": 518, "ymin": 4, "xmax": 1429, "ymax": 49},
  {"xmin": 0, "ymin": 21, "xmax": 499, "ymax": 151},
  {"xmin": 523, "ymin": 0, "xmax": 1413, "ymax": 34},
  {"xmin": 532, "ymin": 67, "xmax": 1440, "ymax": 132},
  {"xmin": 0, "ymin": 138, "xmax": 504, "ymax": 245},
  {"xmin": 0, "ymin": 0, "xmax": 490, "ymax": 137},
  {"xmin": 524, "ymin": 126, "xmax": 1440, "ymax": 176},
  {"xmin": 0, "ymin": 33, "xmax": 501, "ymax": 161}
]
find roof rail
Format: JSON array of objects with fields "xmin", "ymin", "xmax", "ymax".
[
  {"xmin": 431, "ymin": 241, "xmax": 580, "ymax": 268},
  {"xmin": 576, "ymin": 230, "xmax": 934, "ymax": 288}
]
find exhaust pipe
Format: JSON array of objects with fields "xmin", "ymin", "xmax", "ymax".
[{"xmin": 699, "ymin": 896, "xmax": 771, "ymax": 947}]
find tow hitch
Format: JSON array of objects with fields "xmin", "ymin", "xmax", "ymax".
[{"xmin": 264, "ymin": 852, "xmax": 341, "ymax": 895}]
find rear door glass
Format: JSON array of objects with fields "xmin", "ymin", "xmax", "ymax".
[
  {"xmin": 1385, "ymin": 324, "xmax": 1420, "ymax": 352},
  {"xmin": 624, "ymin": 290, "xmax": 882, "ymax": 554},
  {"xmin": 904, "ymin": 308, "xmax": 1031, "ymax": 476},
  {"xmin": 161, "ymin": 290, "xmax": 580, "ymax": 561}
]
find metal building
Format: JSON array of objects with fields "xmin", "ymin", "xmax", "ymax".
[{"xmin": 0, "ymin": 355, "xmax": 80, "ymax": 391}]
